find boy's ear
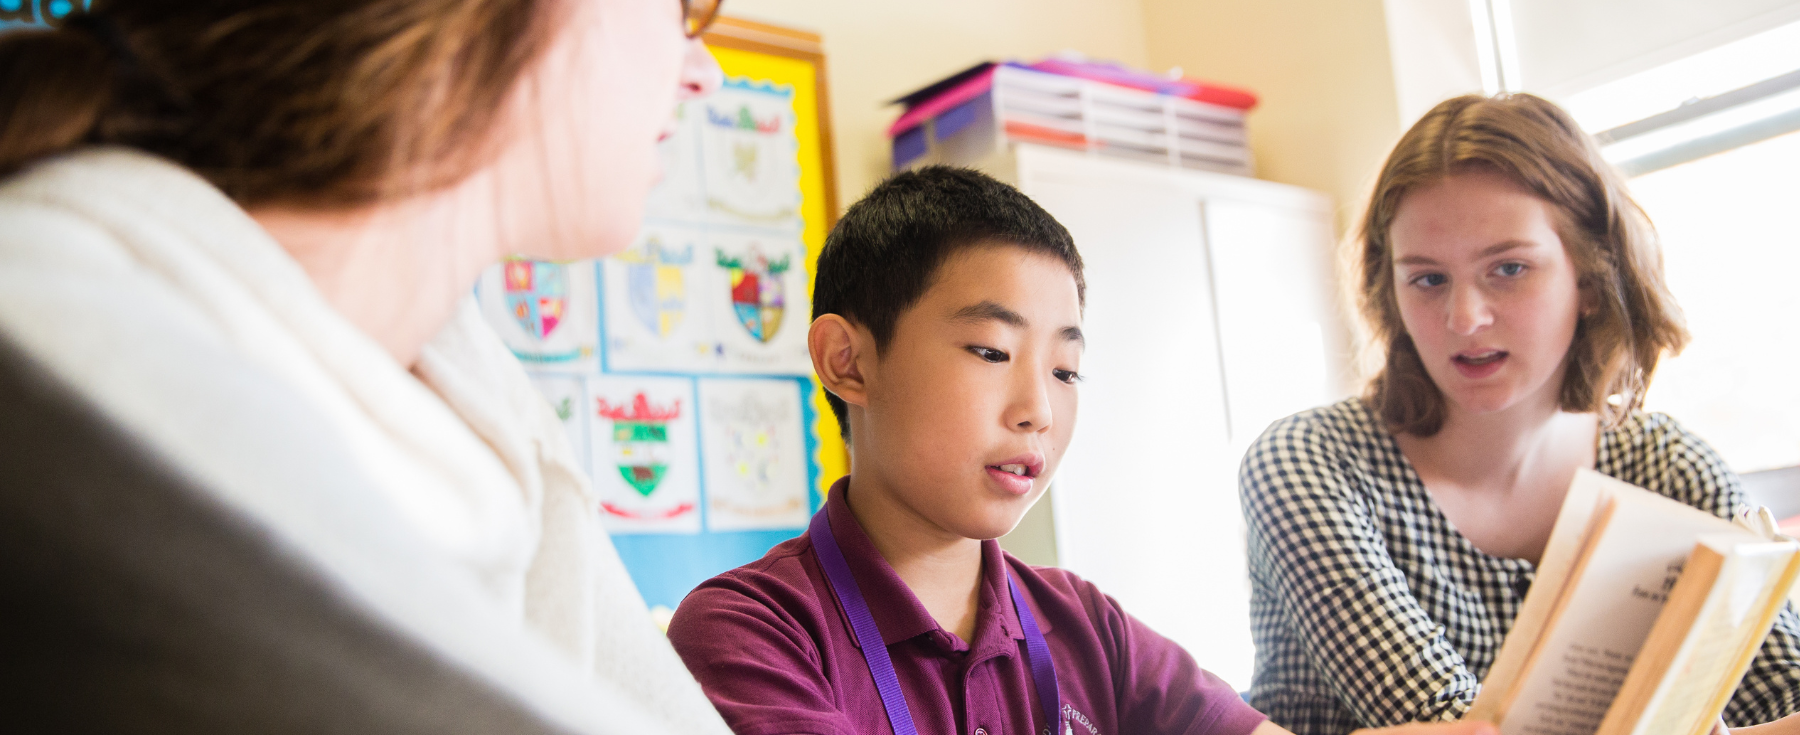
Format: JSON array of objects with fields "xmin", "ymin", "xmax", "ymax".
[{"xmin": 809, "ymin": 315, "xmax": 870, "ymax": 408}]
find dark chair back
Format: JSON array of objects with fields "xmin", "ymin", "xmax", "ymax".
[{"xmin": 0, "ymin": 335, "xmax": 571, "ymax": 734}]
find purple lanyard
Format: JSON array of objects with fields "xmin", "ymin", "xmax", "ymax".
[{"xmin": 809, "ymin": 507, "xmax": 1064, "ymax": 735}]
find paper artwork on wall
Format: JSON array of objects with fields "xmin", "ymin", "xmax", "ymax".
[
  {"xmin": 645, "ymin": 103, "xmax": 706, "ymax": 220},
  {"xmin": 699, "ymin": 378, "xmax": 809, "ymax": 531},
  {"xmin": 602, "ymin": 229, "xmax": 812, "ymax": 375},
  {"xmin": 699, "ymin": 77, "xmax": 802, "ymax": 229},
  {"xmin": 705, "ymin": 231, "xmax": 812, "ymax": 374},
  {"xmin": 531, "ymin": 374, "xmax": 589, "ymax": 470},
  {"xmin": 602, "ymin": 225, "xmax": 711, "ymax": 373},
  {"xmin": 586, "ymin": 375, "xmax": 700, "ymax": 534},
  {"xmin": 476, "ymin": 259, "xmax": 598, "ymax": 372}
]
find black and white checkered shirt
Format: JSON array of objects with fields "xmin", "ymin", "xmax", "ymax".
[{"xmin": 1240, "ymin": 397, "xmax": 1800, "ymax": 735}]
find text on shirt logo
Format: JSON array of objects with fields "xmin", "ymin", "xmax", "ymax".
[{"xmin": 1061, "ymin": 703, "xmax": 1100, "ymax": 735}]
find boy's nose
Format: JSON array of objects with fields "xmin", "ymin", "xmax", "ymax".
[{"xmin": 1007, "ymin": 371, "xmax": 1054, "ymax": 432}]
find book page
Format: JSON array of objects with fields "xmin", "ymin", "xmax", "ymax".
[
  {"xmin": 1498, "ymin": 477, "xmax": 1744, "ymax": 735},
  {"xmin": 1470, "ymin": 474, "xmax": 1609, "ymax": 721},
  {"xmin": 1628, "ymin": 542, "xmax": 1800, "ymax": 735}
]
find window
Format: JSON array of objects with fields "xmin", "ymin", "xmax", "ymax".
[
  {"xmin": 1551, "ymin": 18, "xmax": 1800, "ymax": 473},
  {"xmin": 1631, "ymin": 129, "xmax": 1800, "ymax": 473}
]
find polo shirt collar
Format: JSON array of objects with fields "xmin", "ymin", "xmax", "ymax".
[{"xmin": 818, "ymin": 477, "xmax": 1052, "ymax": 653}]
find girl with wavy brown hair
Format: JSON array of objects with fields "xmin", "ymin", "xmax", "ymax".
[
  {"xmin": 1237, "ymin": 93, "xmax": 1800, "ymax": 735},
  {"xmin": 0, "ymin": 0, "xmax": 733, "ymax": 730}
]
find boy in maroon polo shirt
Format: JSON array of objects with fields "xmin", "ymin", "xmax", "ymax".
[{"xmin": 667, "ymin": 167, "xmax": 1493, "ymax": 735}]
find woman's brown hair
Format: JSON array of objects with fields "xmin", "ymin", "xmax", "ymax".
[
  {"xmin": 1357, "ymin": 93, "xmax": 1689, "ymax": 436},
  {"xmin": 0, "ymin": 0, "xmax": 561, "ymax": 208}
]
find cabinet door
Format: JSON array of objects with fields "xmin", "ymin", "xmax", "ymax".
[
  {"xmin": 1203, "ymin": 196, "xmax": 1343, "ymax": 450},
  {"xmin": 1021, "ymin": 171, "xmax": 1254, "ymax": 688}
]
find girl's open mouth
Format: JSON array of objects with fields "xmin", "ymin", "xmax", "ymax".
[{"xmin": 1453, "ymin": 349, "xmax": 1508, "ymax": 379}]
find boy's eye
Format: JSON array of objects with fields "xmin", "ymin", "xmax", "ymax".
[
  {"xmin": 1495, "ymin": 261, "xmax": 1527, "ymax": 277},
  {"xmin": 1410, "ymin": 272, "xmax": 1447, "ymax": 288},
  {"xmin": 968, "ymin": 346, "xmax": 1008, "ymax": 363},
  {"xmin": 1053, "ymin": 368, "xmax": 1083, "ymax": 384}
]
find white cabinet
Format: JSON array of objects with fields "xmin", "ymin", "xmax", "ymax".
[{"xmin": 988, "ymin": 144, "xmax": 1346, "ymax": 688}]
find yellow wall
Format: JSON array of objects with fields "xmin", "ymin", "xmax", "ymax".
[
  {"xmin": 721, "ymin": 0, "xmax": 1154, "ymax": 211},
  {"xmin": 1141, "ymin": 0, "xmax": 1405, "ymax": 230}
]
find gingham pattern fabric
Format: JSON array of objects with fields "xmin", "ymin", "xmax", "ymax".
[{"xmin": 1240, "ymin": 397, "xmax": 1800, "ymax": 735}]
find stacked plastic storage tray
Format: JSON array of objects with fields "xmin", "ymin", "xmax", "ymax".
[{"xmin": 890, "ymin": 63, "xmax": 1254, "ymax": 176}]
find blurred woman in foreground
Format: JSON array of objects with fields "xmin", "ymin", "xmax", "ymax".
[{"xmin": 0, "ymin": 0, "xmax": 727, "ymax": 729}]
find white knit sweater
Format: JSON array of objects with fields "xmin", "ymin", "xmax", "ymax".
[{"xmin": 0, "ymin": 148, "xmax": 731, "ymax": 734}]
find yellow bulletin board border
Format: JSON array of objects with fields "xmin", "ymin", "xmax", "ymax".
[{"xmin": 703, "ymin": 17, "xmax": 848, "ymax": 498}]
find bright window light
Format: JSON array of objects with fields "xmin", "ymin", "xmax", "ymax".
[
  {"xmin": 1636, "ymin": 129, "xmax": 1800, "ymax": 473},
  {"xmin": 1565, "ymin": 18, "xmax": 1800, "ymax": 133},
  {"xmin": 1599, "ymin": 84, "xmax": 1800, "ymax": 163}
]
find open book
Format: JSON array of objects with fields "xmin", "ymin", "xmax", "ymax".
[{"xmin": 1466, "ymin": 469, "xmax": 1800, "ymax": 735}]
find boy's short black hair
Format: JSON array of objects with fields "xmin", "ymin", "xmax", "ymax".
[{"xmin": 811, "ymin": 165, "xmax": 1084, "ymax": 439}]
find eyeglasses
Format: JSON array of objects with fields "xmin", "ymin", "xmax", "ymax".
[{"xmin": 682, "ymin": 0, "xmax": 722, "ymax": 39}]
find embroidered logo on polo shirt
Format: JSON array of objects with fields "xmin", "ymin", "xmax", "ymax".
[{"xmin": 1062, "ymin": 703, "xmax": 1100, "ymax": 735}]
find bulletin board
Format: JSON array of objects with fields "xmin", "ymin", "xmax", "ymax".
[{"xmin": 473, "ymin": 17, "xmax": 846, "ymax": 616}]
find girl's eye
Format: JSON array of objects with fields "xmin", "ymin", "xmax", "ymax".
[
  {"xmin": 1053, "ymin": 368, "xmax": 1083, "ymax": 384},
  {"xmin": 969, "ymin": 346, "xmax": 1008, "ymax": 363},
  {"xmin": 1495, "ymin": 261, "xmax": 1527, "ymax": 277},
  {"xmin": 1411, "ymin": 273, "xmax": 1448, "ymax": 288}
]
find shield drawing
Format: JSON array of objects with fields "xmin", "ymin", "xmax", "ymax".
[
  {"xmin": 714, "ymin": 394, "xmax": 794, "ymax": 511},
  {"xmin": 699, "ymin": 79, "xmax": 801, "ymax": 225},
  {"xmin": 619, "ymin": 238, "xmax": 693, "ymax": 338},
  {"xmin": 717, "ymin": 247, "xmax": 791, "ymax": 343},
  {"xmin": 596, "ymin": 392, "xmax": 682, "ymax": 497},
  {"xmin": 503, "ymin": 259, "xmax": 568, "ymax": 340},
  {"xmin": 698, "ymin": 379, "xmax": 808, "ymax": 531}
]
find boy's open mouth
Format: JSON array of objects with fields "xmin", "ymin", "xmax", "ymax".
[
  {"xmin": 985, "ymin": 454, "xmax": 1044, "ymax": 495},
  {"xmin": 987, "ymin": 454, "xmax": 1041, "ymax": 477}
]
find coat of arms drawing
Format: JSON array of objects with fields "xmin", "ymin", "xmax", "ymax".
[
  {"xmin": 594, "ymin": 392, "xmax": 696, "ymax": 523},
  {"xmin": 717, "ymin": 247, "xmax": 791, "ymax": 344},
  {"xmin": 504, "ymin": 259, "xmax": 568, "ymax": 340},
  {"xmin": 619, "ymin": 238, "xmax": 693, "ymax": 339}
]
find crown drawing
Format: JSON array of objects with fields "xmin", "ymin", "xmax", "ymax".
[
  {"xmin": 596, "ymin": 392, "xmax": 682, "ymax": 422},
  {"xmin": 715, "ymin": 247, "xmax": 792, "ymax": 275}
]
